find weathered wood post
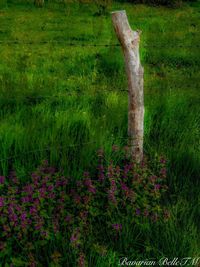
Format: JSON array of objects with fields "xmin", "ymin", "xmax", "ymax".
[{"xmin": 112, "ymin": 10, "xmax": 144, "ymax": 163}]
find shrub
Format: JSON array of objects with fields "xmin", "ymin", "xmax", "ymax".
[{"xmin": 0, "ymin": 147, "xmax": 170, "ymax": 266}]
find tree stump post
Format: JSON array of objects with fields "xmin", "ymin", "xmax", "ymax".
[{"xmin": 111, "ymin": 10, "xmax": 144, "ymax": 163}]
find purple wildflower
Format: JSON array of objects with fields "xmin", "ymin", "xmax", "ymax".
[
  {"xmin": 98, "ymin": 172, "xmax": 105, "ymax": 182},
  {"xmin": 70, "ymin": 229, "xmax": 80, "ymax": 248},
  {"xmin": 8, "ymin": 205, "xmax": 14, "ymax": 214},
  {"xmin": 55, "ymin": 180, "xmax": 63, "ymax": 188},
  {"xmin": 21, "ymin": 196, "xmax": 30, "ymax": 203},
  {"xmin": 48, "ymin": 192, "xmax": 55, "ymax": 199},
  {"xmin": 24, "ymin": 184, "xmax": 33, "ymax": 194},
  {"xmin": 39, "ymin": 188, "xmax": 46, "ymax": 198},
  {"xmin": 84, "ymin": 178, "xmax": 96, "ymax": 194},
  {"xmin": 88, "ymin": 186, "xmax": 96, "ymax": 194},
  {"xmin": 121, "ymin": 182, "xmax": 129, "ymax": 195},
  {"xmin": 65, "ymin": 215, "xmax": 72, "ymax": 223},
  {"xmin": 140, "ymin": 160, "xmax": 146, "ymax": 168},
  {"xmin": 112, "ymin": 223, "xmax": 122, "ymax": 231},
  {"xmin": 110, "ymin": 179, "xmax": 117, "ymax": 191},
  {"xmin": 154, "ymin": 184, "xmax": 161, "ymax": 190},
  {"xmin": 30, "ymin": 206, "xmax": 37, "ymax": 215},
  {"xmin": 34, "ymin": 217, "xmax": 44, "ymax": 231},
  {"xmin": 35, "ymin": 224, "xmax": 42, "ymax": 231},
  {"xmin": 21, "ymin": 212, "xmax": 27, "ymax": 221},
  {"xmin": 42, "ymin": 176, "xmax": 49, "ymax": 183},
  {"xmin": 136, "ymin": 209, "xmax": 141, "ymax": 216},
  {"xmin": 108, "ymin": 178, "xmax": 118, "ymax": 205},
  {"xmin": 97, "ymin": 164, "xmax": 105, "ymax": 182},
  {"xmin": 115, "ymin": 166, "xmax": 121, "ymax": 177},
  {"xmin": 70, "ymin": 234, "xmax": 78, "ymax": 243},
  {"xmin": 47, "ymin": 185, "xmax": 54, "ymax": 191},
  {"xmin": 62, "ymin": 179, "xmax": 68, "ymax": 186},
  {"xmin": 108, "ymin": 189, "xmax": 117, "ymax": 205},
  {"xmin": 0, "ymin": 176, "xmax": 5, "ymax": 184},
  {"xmin": 10, "ymin": 213, "xmax": 18, "ymax": 224},
  {"xmin": 160, "ymin": 168, "xmax": 167, "ymax": 177},
  {"xmin": 123, "ymin": 165, "xmax": 130, "ymax": 180},
  {"xmin": 107, "ymin": 164, "xmax": 114, "ymax": 179},
  {"xmin": 27, "ymin": 218, "xmax": 32, "ymax": 225},
  {"xmin": 160, "ymin": 157, "xmax": 166, "ymax": 164},
  {"xmin": 111, "ymin": 180, "xmax": 116, "ymax": 186},
  {"xmin": 31, "ymin": 173, "xmax": 38, "ymax": 179},
  {"xmin": 15, "ymin": 205, "xmax": 22, "ymax": 212},
  {"xmin": 84, "ymin": 178, "xmax": 92, "ymax": 187}
]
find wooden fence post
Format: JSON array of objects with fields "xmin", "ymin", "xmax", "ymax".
[{"xmin": 111, "ymin": 10, "xmax": 144, "ymax": 163}]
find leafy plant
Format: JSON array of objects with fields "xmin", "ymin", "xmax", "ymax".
[{"xmin": 0, "ymin": 148, "xmax": 170, "ymax": 266}]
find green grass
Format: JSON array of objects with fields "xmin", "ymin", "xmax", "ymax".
[{"xmin": 0, "ymin": 0, "xmax": 199, "ymax": 265}]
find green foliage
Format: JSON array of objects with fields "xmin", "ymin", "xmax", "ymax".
[
  {"xmin": 0, "ymin": 1, "xmax": 199, "ymax": 266},
  {"xmin": 0, "ymin": 153, "xmax": 170, "ymax": 266},
  {"xmin": 94, "ymin": 0, "xmax": 112, "ymax": 15}
]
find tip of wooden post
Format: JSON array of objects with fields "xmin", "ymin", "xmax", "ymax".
[{"xmin": 111, "ymin": 10, "xmax": 126, "ymax": 15}]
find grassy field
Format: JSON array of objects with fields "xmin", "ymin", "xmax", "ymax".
[{"xmin": 0, "ymin": 0, "xmax": 200, "ymax": 266}]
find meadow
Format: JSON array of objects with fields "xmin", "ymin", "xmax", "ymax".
[{"xmin": 0, "ymin": 0, "xmax": 199, "ymax": 266}]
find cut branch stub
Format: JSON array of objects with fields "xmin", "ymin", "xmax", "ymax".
[{"xmin": 112, "ymin": 10, "xmax": 144, "ymax": 163}]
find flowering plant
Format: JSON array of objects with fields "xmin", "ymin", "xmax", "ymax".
[{"xmin": 0, "ymin": 147, "xmax": 169, "ymax": 266}]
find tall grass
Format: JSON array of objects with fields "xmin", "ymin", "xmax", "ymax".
[{"xmin": 0, "ymin": 0, "xmax": 199, "ymax": 265}]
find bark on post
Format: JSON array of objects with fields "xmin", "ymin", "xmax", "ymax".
[{"xmin": 112, "ymin": 10, "xmax": 144, "ymax": 163}]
